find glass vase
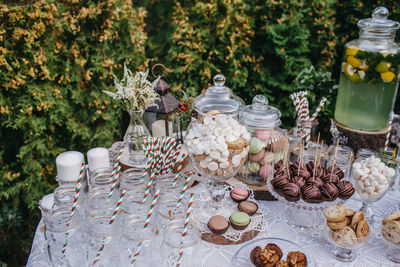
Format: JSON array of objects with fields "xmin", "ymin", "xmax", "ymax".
[{"xmin": 124, "ymin": 110, "xmax": 150, "ymax": 166}]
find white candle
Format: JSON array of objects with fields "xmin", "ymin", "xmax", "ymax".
[
  {"xmin": 87, "ymin": 147, "xmax": 110, "ymax": 171},
  {"xmin": 56, "ymin": 151, "xmax": 84, "ymax": 182},
  {"xmin": 152, "ymin": 119, "xmax": 173, "ymax": 137}
]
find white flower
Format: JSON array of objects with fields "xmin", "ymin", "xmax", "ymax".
[{"xmin": 103, "ymin": 64, "xmax": 160, "ymax": 111}]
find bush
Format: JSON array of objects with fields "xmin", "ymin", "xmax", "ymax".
[{"xmin": 0, "ymin": 0, "xmax": 147, "ymax": 264}]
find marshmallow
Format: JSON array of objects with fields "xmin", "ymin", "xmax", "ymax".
[
  {"xmin": 220, "ymin": 162, "xmax": 229, "ymax": 168},
  {"xmin": 352, "ymin": 162, "xmax": 361, "ymax": 169},
  {"xmin": 207, "ymin": 162, "xmax": 218, "ymax": 171},
  {"xmin": 205, "ymin": 156, "xmax": 213, "ymax": 163},
  {"xmin": 200, "ymin": 160, "xmax": 208, "ymax": 169},
  {"xmin": 226, "ymin": 135, "xmax": 236, "ymax": 142},
  {"xmin": 216, "ymin": 136, "xmax": 225, "ymax": 145},
  {"xmin": 209, "ymin": 141, "xmax": 218, "ymax": 151},
  {"xmin": 210, "ymin": 151, "xmax": 220, "ymax": 159},
  {"xmin": 383, "ymin": 167, "xmax": 395, "ymax": 178},
  {"xmin": 221, "ymin": 150, "xmax": 229, "ymax": 158},
  {"xmin": 232, "ymin": 154, "xmax": 241, "ymax": 167}
]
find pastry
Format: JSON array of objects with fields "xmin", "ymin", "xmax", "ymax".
[
  {"xmin": 230, "ymin": 187, "xmax": 249, "ymax": 203},
  {"xmin": 356, "ymin": 219, "xmax": 369, "ymax": 238},
  {"xmin": 249, "ymin": 149, "xmax": 266, "ymax": 162},
  {"xmin": 382, "ymin": 211, "xmax": 400, "ymax": 224},
  {"xmin": 382, "ymin": 220, "xmax": 400, "ymax": 245},
  {"xmin": 350, "ymin": 211, "xmax": 365, "ymax": 230},
  {"xmin": 249, "ymin": 137, "xmax": 264, "ymax": 154},
  {"xmin": 282, "ymin": 183, "xmax": 301, "ymax": 202},
  {"xmin": 337, "ymin": 180, "xmax": 355, "ymax": 200},
  {"xmin": 229, "ymin": 212, "xmax": 251, "ymax": 230},
  {"xmin": 327, "ymin": 219, "xmax": 347, "ymax": 231},
  {"xmin": 321, "ymin": 183, "xmax": 339, "ymax": 201},
  {"xmin": 275, "ymin": 260, "xmax": 289, "ymax": 267},
  {"xmin": 323, "ymin": 204, "xmax": 347, "ymax": 222},
  {"xmin": 250, "ymin": 246, "xmax": 263, "ymax": 267},
  {"xmin": 346, "ymin": 209, "xmax": 355, "ymax": 217},
  {"xmin": 259, "ymin": 164, "xmax": 273, "ymax": 180},
  {"xmin": 207, "ymin": 215, "xmax": 229, "ymax": 235},
  {"xmin": 333, "ymin": 226, "xmax": 357, "ymax": 247},
  {"xmin": 265, "ymin": 243, "xmax": 283, "ymax": 259},
  {"xmin": 286, "ymin": 251, "xmax": 307, "ymax": 267},
  {"xmin": 238, "ymin": 201, "xmax": 259, "ymax": 216}
]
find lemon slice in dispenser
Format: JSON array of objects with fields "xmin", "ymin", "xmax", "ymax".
[
  {"xmin": 346, "ymin": 47, "xmax": 359, "ymax": 56},
  {"xmin": 347, "ymin": 56, "xmax": 362, "ymax": 68},
  {"xmin": 381, "ymin": 71, "xmax": 395, "ymax": 83},
  {"xmin": 375, "ymin": 61, "xmax": 391, "ymax": 73}
]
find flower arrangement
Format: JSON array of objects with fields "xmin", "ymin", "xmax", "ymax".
[{"xmin": 103, "ymin": 64, "xmax": 160, "ymax": 111}]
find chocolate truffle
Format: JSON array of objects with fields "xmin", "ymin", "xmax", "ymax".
[
  {"xmin": 322, "ymin": 173, "xmax": 340, "ymax": 184},
  {"xmin": 291, "ymin": 176, "xmax": 306, "ymax": 189},
  {"xmin": 207, "ymin": 215, "xmax": 229, "ymax": 235},
  {"xmin": 337, "ymin": 180, "xmax": 355, "ymax": 200},
  {"xmin": 327, "ymin": 164, "xmax": 345, "ymax": 179},
  {"xmin": 274, "ymin": 160, "xmax": 284, "ymax": 172},
  {"xmin": 238, "ymin": 201, "xmax": 259, "ymax": 216},
  {"xmin": 321, "ymin": 183, "xmax": 339, "ymax": 201},
  {"xmin": 306, "ymin": 177, "xmax": 324, "ymax": 188},
  {"xmin": 302, "ymin": 185, "xmax": 322, "ymax": 203},
  {"xmin": 282, "ymin": 183, "xmax": 301, "ymax": 202},
  {"xmin": 271, "ymin": 177, "xmax": 290, "ymax": 191}
]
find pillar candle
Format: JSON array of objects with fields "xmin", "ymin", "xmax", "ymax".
[
  {"xmin": 87, "ymin": 147, "xmax": 110, "ymax": 171},
  {"xmin": 56, "ymin": 151, "xmax": 84, "ymax": 182},
  {"xmin": 152, "ymin": 120, "xmax": 173, "ymax": 137}
]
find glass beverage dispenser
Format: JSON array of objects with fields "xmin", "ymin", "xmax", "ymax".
[{"xmin": 334, "ymin": 7, "xmax": 400, "ymax": 131}]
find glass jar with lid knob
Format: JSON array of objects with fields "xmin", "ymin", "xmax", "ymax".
[
  {"xmin": 238, "ymin": 95, "xmax": 288, "ymax": 186},
  {"xmin": 334, "ymin": 6, "xmax": 400, "ymax": 131}
]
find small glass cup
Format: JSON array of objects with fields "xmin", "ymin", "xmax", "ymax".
[
  {"xmin": 120, "ymin": 168, "xmax": 149, "ymax": 197},
  {"xmin": 53, "ymin": 184, "xmax": 86, "ymax": 218},
  {"xmin": 157, "ymin": 197, "xmax": 188, "ymax": 230},
  {"xmin": 381, "ymin": 230, "xmax": 400, "ymax": 263},
  {"xmin": 44, "ymin": 207, "xmax": 85, "ymax": 266},
  {"xmin": 120, "ymin": 220, "xmax": 159, "ymax": 266},
  {"xmin": 84, "ymin": 216, "xmax": 120, "ymax": 266},
  {"xmin": 327, "ymin": 229, "xmax": 368, "ymax": 262},
  {"xmin": 380, "ymin": 147, "xmax": 399, "ymax": 190},
  {"xmin": 87, "ymin": 189, "xmax": 118, "ymax": 219},
  {"xmin": 120, "ymin": 197, "xmax": 153, "ymax": 223},
  {"xmin": 155, "ymin": 173, "xmax": 184, "ymax": 201},
  {"xmin": 160, "ymin": 219, "xmax": 201, "ymax": 267}
]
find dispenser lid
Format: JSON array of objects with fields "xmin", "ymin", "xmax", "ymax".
[
  {"xmin": 194, "ymin": 74, "xmax": 244, "ymax": 115},
  {"xmin": 358, "ymin": 6, "xmax": 400, "ymax": 32},
  {"xmin": 240, "ymin": 95, "xmax": 281, "ymax": 129}
]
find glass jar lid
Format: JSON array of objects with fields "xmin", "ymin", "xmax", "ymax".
[
  {"xmin": 358, "ymin": 6, "xmax": 400, "ymax": 32},
  {"xmin": 194, "ymin": 74, "xmax": 244, "ymax": 115},
  {"xmin": 239, "ymin": 95, "xmax": 281, "ymax": 129}
]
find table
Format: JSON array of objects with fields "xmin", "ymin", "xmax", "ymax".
[{"xmin": 27, "ymin": 188, "xmax": 400, "ymax": 267}]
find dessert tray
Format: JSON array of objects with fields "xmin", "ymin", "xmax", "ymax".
[
  {"xmin": 230, "ymin": 237, "xmax": 316, "ymax": 267},
  {"xmin": 191, "ymin": 181, "xmax": 266, "ymax": 245}
]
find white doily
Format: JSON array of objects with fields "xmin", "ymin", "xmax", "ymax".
[{"xmin": 191, "ymin": 181, "xmax": 266, "ymax": 243}]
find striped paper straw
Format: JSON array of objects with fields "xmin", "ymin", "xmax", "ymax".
[
  {"xmin": 131, "ymin": 190, "xmax": 160, "ymax": 264},
  {"xmin": 310, "ymin": 97, "xmax": 327, "ymax": 122},
  {"xmin": 111, "ymin": 148, "xmax": 123, "ymax": 178},
  {"xmin": 172, "ymin": 154, "xmax": 186, "ymax": 186},
  {"xmin": 93, "ymin": 186, "xmax": 126, "ymax": 265},
  {"xmin": 141, "ymin": 170, "xmax": 156, "ymax": 205},
  {"xmin": 384, "ymin": 112, "xmax": 394, "ymax": 152},
  {"xmin": 107, "ymin": 166, "xmax": 121, "ymax": 199},
  {"xmin": 175, "ymin": 192, "xmax": 195, "ymax": 267},
  {"xmin": 174, "ymin": 172, "xmax": 193, "ymax": 210}
]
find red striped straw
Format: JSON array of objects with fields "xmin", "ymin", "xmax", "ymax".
[
  {"xmin": 174, "ymin": 172, "xmax": 193, "ymax": 210},
  {"xmin": 384, "ymin": 112, "xmax": 394, "ymax": 152},
  {"xmin": 175, "ymin": 192, "xmax": 195, "ymax": 267},
  {"xmin": 310, "ymin": 97, "xmax": 327, "ymax": 122},
  {"xmin": 141, "ymin": 170, "xmax": 156, "ymax": 204},
  {"xmin": 131, "ymin": 189, "xmax": 160, "ymax": 264},
  {"xmin": 61, "ymin": 162, "xmax": 85, "ymax": 257},
  {"xmin": 107, "ymin": 166, "xmax": 121, "ymax": 199},
  {"xmin": 93, "ymin": 184, "xmax": 126, "ymax": 265},
  {"xmin": 111, "ymin": 148, "xmax": 123, "ymax": 178},
  {"xmin": 165, "ymin": 143, "xmax": 181, "ymax": 174},
  {"xmin": 172, "ymin": 154, "xmax": 186, "ymax": 187}
]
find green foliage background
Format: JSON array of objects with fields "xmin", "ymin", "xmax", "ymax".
[{"xmin": 1, "ymin": 0, "xmax": 400, "ymax": 264}]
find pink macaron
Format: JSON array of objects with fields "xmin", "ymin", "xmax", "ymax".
[
  {"xmin": 259, "ymin": 164, "xmax": 274, "ymax": 180},
  {"xmin": 254, "ymin": 129, "xmax": 272, "ymax": 142},
  {"xmin": 249, "ymin": 149, "xmax": 266, "ymax": 162},
  {"xmin": 230, "ymin": 187, "xmax": 249, "ymax": 203}
]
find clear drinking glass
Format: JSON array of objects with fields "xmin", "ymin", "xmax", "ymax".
[
  {"xmin": 84, "ymin": 216, "xmax": 120, "ymax": 267},
  {"xmin": 160, "ymin": 219, "xmax": 201, "ymax": 267},
  {"xmin": 53, "ymin": 184, "xmax": 86, "ymax": 218},
  {"xmin": 120, "ymin": 168, "xmax": 149, "ymax": 197},
  {"xmin": 44, "ymin": 207, "xmax": 85, "ymax": 266},
  {"xmin": 380, "ymin": 147, "xmax": 399, "ymax": 190},
  {"xmin": 157, "ymin": 196, "xmax": 188, "ymax": 230},
  {"xmin": 120, "ymin": 220, "xmax": 159, "ymax": 266},
  {"xmin": 87, "ymin": 189, "xmax": 118, "ymax": 219},
  {"xmin": 327, "ymin": 228, "xmax": 368, "ymax": 262}
]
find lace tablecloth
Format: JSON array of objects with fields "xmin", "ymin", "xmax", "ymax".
[{"xmin": 27, "ymin": 188, "xmax": 400, "ymax": 267}]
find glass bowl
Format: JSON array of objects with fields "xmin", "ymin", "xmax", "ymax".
[
  {"xmin": 230, "ymin": 237, "xmax": 316, "ymax": 267},
  {"xmin": 326, "ymin": 228, "xmax": 369, "ymax": 262},
  {"xmin": 379, "ymin": 204, "xmax": 400, "ymax": 263}
]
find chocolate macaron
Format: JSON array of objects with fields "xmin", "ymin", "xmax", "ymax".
[
  {"xmin": 238, "ymin": 201, "xmax": 259, "ymax": 216},
  {"xmin": 208, "ymin": 215, "xmax": 229, "ymax": 235}
]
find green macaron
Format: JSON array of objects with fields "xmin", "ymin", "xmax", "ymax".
[
  {"xmin": 229, "ymin": 211, "xmax": 251, "ymax": 230},
  {"xmin": 249, "ymin": 137, "xmax": 264, "ymax": 154}
]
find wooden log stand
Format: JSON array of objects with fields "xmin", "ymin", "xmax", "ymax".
[{"xmin": 333, "ymin": 119, "xmax": 387, "ymax": 153}]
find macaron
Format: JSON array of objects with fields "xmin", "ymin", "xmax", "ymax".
[
  {"xmin": 229, "ymin": 211, "xmax": 251, "ymax": 230},
  {"xmin": 254, "ymin": 129, "xmax": 272, "ymax": 142},
  {"xmin": 230, "ymin": 187, "xmax": 249, "ymax": 203},
  {"xmin": 249, "ymin": 137, "xmax": 264, "ymax": 154},
  {"xmin": 259, "ymin": 164, "xmax": 273, "ymax": 179},
  {"xmin": 238, "ymin": 201, "xmax": 259, "ymax": 216},
  {"xmin": 247, "ymin": 161, "xmax": 260, "ymax": 173},
  {"xmin": 207, "ymin": 215, "xmax": 230, "ymax": 235},
  {"xmin": 249, "ymin": 148, "xmax": 266, "ymax": 162}
]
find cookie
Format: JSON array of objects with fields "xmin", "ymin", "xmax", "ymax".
[
  {"xmin": 286, "ymin": 251, "xmax": 307, "ymax": 267},
  {"xmin": 333, "ymin": 226, "xmax": 357, "ymax": 247},
  {"xmin": 382, "ymin": 220, "xmax": 400, "ymax": 245},
  {"xmin": 275, "ymin": 260, "xmax": 289, "ymax": 267},
  {"xmin": 350, "ymin": 211, "xmax": 365, "ymax": 230},
  {"xmin": 207, "ymin": 215, "xmax": 229, "ymax": 235},
  {"xmin": 382, "ymin": 211, "xmax": 400, "ymax": 224},
  {"xmin": 323, "ymin": 204, "xmax": 347, "ymax": 222},
  {"xmin": 238, "ymin": 201, "xmax": 259, "ymax": 216},
  {"xmin": 265, "ymin": 243, "xmax": 283, "ymax": 260},
  {"xmin": 356, "ymin": 219, "xmax": 369, "ymax": 238},
  {"xmin": 229, "ymin": 212, "xmax": 251, "ymax": 230},
  {"xmin": 327, "ymin": 219, "xmax": 347, "ymax": 231},
  {"xmin": 346, "ymin": 209, "xmax": 355, "ymax": 217}
]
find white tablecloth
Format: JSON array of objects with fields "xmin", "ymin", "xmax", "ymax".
[{"xmin": 27, "ymin": 189, "xmax": 400, "ymax": 267}]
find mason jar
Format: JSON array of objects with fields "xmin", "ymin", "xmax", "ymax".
[
  {"xmin": 160, "ymin": 219, "xmax": 201, "ymax": 267},
  {"xmin": 53, "ymin": 184, "xmax": 86, "ymax": 218},
  {"xmin": 44, "ymin": 206, "xmax": 84, "ymax": 266}
]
